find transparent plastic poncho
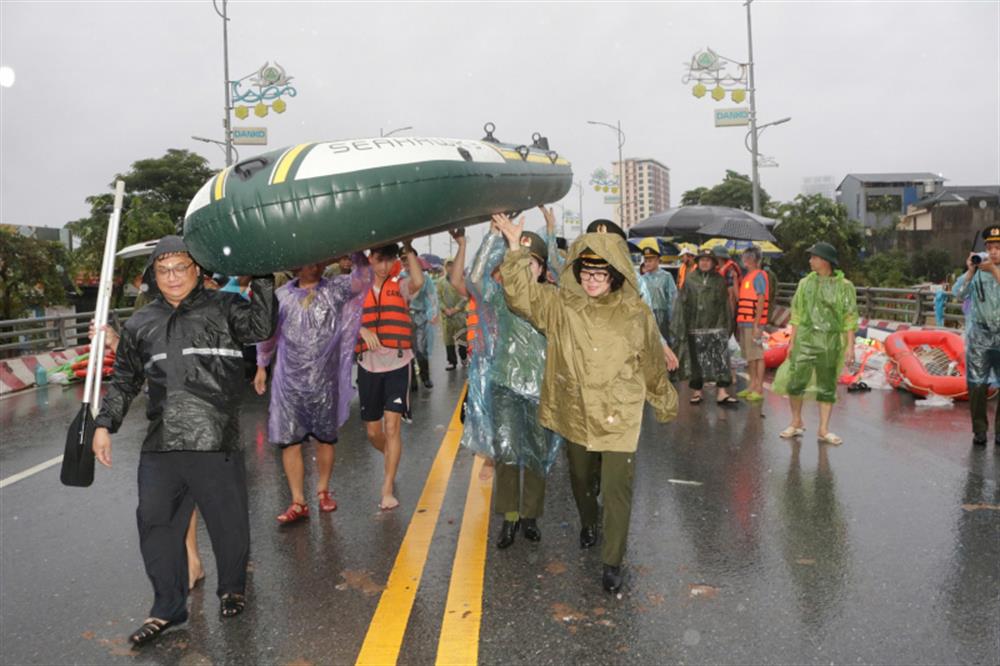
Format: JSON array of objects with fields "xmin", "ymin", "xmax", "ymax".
[
  {"xmin": 772, "ymin": 270, "xmax": 858, "ymax": 402},
  {"xmin": 954, "ymin": 270, "xmax": 1000, "ymax": 385},
  {"xmin": 257, "ymin": 252, "xmax": 373, "ymax": 444},
  {"xmin": 671, "ymin": 268, "xmax": 732, "ymax": 383},
  {"xmin": 638, "ymin": 267, "xmax": 677, "ymax": 344},
  {"xmin": 403, "ymin": 271, "xmax": 439, "ymax": 361}
]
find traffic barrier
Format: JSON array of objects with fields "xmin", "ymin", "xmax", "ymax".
[{"xmin": 0, "ymin": 346, "xmax": 88, "ymax": 395}]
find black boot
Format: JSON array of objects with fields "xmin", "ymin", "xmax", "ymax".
[
  {"xmin": 602, "ymin": 564, "xmax": 624, "ymax": 593},
  {"xmin": 410, "ymin": 362, "xmax": 419, "ymax": 392},
  {"xmin": 419, "ymin": 359, "xmax": 433, "ymax": 389},
  {"xmin": 973, "ymin": 432, "xmax": 987, "ymax": 446},
  {"xmin": 579, "ymin": 525, "xmax": 597, "ymax": 549},
  {"xmin": 496, "ymin": 520, "xmax": 519, "ymax": 549},
  {"xmin": 521, "ymin": 518, "xmax": 541, "ymax": 541}
]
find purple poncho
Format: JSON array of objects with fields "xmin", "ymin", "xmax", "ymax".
[{"xmin": 257, "ymin": 252, "xmax": 373, "ymax": 444}]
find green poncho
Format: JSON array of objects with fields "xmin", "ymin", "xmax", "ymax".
[
  {"xmin": 671, "ymin": 268, "xmax": 732, "ymax": 383},
  {"xmin": 435, "ymin": 275, "xmax": 468, "ymax": 346}
]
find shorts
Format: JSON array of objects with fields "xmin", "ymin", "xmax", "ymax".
[
  {"xmin": 358, "ymin": 364, "xmax": 411, "ymax": 422},
  {"xmin": 738, "ymin": 326, "xmax": 765, "ymax": 362}
]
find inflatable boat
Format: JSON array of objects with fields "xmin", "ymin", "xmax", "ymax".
[
  {"xmin": 184, "ymin": 127, "xmax": 573, "ymax": 274},
  {"xmin": 763, "ymin": 329, "xmax": 791, "ymax": 369},
  {"xmin": 884, "ymin": 330, "xmax": 968, "ymax": 400}
]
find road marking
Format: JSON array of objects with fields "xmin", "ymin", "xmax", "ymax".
[
  {"xmin": 0, "ymin": 455, "xmax": 63, "ymax": 489},
  {"xmin": 668, "ymin": 478, "xmax": 703, "ymax": 486},
  {"xmin": 355, "ymin": 387, "xmax": 466, "ymax": 666},
  {"xmin": 435, "ymin": 455, "xmax": 492, "ymax": 665}
]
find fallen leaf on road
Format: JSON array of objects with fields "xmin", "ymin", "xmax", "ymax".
[
  {"xmin": 545, "ymin": 560, "xmax": 567, "ymax": 575},
  {"xmin": 592, "ymin": 607, "xmax": 606, "ymax": 617},
  {"xmin": 81, "ymin": 631, "xmax": 95, "ymax": 640},
  {"xmin": 338, "ymin": 570, "xmax": 386, "ymax": 597},
  {"xmin": 688, "ymin": 584, "xmax": 719, "ymax": 599},
  {"xmin": 551, "ymin": 602, "xmax": 585, "ymax": 623},
  {"xmin": 962, "ymin": 503, "xmax": 1000, "ymax": 512}
]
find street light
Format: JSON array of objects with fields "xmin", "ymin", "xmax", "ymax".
[
  {"xmin": 192, "ymin": 135, "xmax": 239, "ymax": 164},
  {"xmin": 587, "ymin": 120, "xmax": 625, "ymax": 225},
  {"xmin": 573, "ymin": 180, "xmax": 585, "ymax": 227},
  {"xmin": 381, "ymin": 126, "xmax": 413, "ymax": 137},
  {"xmin": 744, "ymin": 116, "xmax": 791, "ymax": 165}
]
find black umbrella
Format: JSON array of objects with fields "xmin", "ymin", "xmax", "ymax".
[
  {"xmin": 628, "ymin": 205, "xmax": 776, "ymax": 238},
  {"xmin": 695, "ymin": 217, "xmax": 777, "ymax": 243}
]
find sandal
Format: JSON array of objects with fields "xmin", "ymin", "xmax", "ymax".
[
  {"xmin": 689, "ymin": 394, "xmax": 703, "ymax": 404},
  {"xmin": 277, "ymin": 502, "xmax": 309, "ymax": 524},
  {"xmin": 129, "ymin": 617, "xmax": 183, "ymax": 645},
  {"xmin": 220, "ymin": 593, "xmax": 246, "ymax": 618},
  {"xmin": 317, "ymin": 490, "xmax": 338, "ymax": 513},
  {"xmin": 779, "ymin": 426, "xmax": 805, "ymax": 439},
  {"xmin": 717, "ymin": 395, "xmax": 739, "ymax": 405},
  {"xmin": 817, "ymin": 432, "xmax": 844, "ymax": 446}
]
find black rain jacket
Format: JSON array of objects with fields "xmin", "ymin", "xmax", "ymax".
[{"xmin": 95, "ymin": 278, "xmax": 277, "ymax": 452}]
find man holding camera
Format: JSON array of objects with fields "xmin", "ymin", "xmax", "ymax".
[{"xmin": 955, "ymin": 226, "xmax": 1000, "ymax": 446}]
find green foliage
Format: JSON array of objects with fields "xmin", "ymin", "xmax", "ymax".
[
  {"xmin": 859, "ymin": 250, "xmax": 911, "ymax": 288},
  {"xmin": 679, "ymin": 170, "xmax": 771, "ymax": 213},
  {"xmin": 769, "ymin": 194, "xmax": 865, "ymax": 281},
  {"xmin": 0, "ymin": 227, "xmax": 71, "ymax": 320},
  {"xmin": 66, "ymin": 149, "xmax": 212, "ymax": 305},
  {"xmin": 908, "ymin": 249, "xmax": 952, "ymax": 283},
  {"xmin": 866, "ymin": 194, "xmax": 901, "ymax": 229}
]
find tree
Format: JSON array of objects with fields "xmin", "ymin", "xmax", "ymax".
[
  {"xmin": 909, "ymin": 249, "xmax": 952, "ymax": 283},
  {"xmin": 680, "ymin": 170, "xmax": 772, "ymax": 213},
  {"xmin": 860, "ymin": 250, "xmax": 912, "ymax": 288},
  {"xmin": 770, "ymin": 194, "xmax": 866, "ymax": 282},
  {"xmin": 0, "ymin": 227, "xmax": 71, "ymax": 320},
  {"xmin": 67, "ymin": 150, "xmax": 212, "ymax": 305}
]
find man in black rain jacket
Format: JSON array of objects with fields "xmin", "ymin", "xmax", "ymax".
[{"xmin": 93, "ymin": 235, "xmax": 276, "ymax": 645}]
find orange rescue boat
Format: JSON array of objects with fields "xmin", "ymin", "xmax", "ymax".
[{"xmin": 884, "ymin": 330, "xmax": 969, "ymax": 400}]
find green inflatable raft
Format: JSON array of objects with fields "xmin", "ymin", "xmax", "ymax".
[{"xmin": 183, "ymin": 127, "xmax": 572, "ymax": 274}]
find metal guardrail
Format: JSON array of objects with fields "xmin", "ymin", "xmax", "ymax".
[
  {"xmin": 774, "ymin": 284, "xmax": 965, "ymax": 328},
  {"xmin": 0, "ymin": 308, "xmax": 134, "ymax": 358}
]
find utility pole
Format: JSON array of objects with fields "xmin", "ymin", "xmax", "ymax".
[
  {"xmin": 587, "ymin": 120, "xmax": 626, "ymax": 225},
  {"xmin": 213, "ymin": 0, "xmax": 234, "ymax": 166},
  {"xmin": 745, "ymin": 0, "xmax": 759, "ymax": 214}
]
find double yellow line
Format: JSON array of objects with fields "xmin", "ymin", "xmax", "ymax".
[{"xmin": 355, "ymin": 388, "xmax": 492, "ymax": 666}]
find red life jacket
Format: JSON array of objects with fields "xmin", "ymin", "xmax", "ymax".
[
  {"xmin": 718, "ymin": 259, "xmax": 742, "ymax": 287},
  {"xmin": 355, "ymin": 277, "xmax": 413, "ymax": 355},
  {"xmin": 736, "ymin": 269, "xmax": 770, "ymax": 325},
  {"xmin": 465, "ymin": 298, "xmax": 478, "ymax": 353}
]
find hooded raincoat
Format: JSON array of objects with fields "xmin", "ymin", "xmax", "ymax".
[
  {"xmin": 406, "ymin": 271, "xmax": 439, "ymax": 362},
  {"xmin": 954, "ymin": 268, "xmax": 1000, "ymax": 386},
  {"xmin": 256, "ymin": 253, "xmax": 373, "ymax": 444},
  {"xmin": 500, "ymin": 232, "xmax": 677, "ymax": 453},
  {"xmin": 671, "ymin": 267, "xmax": 732, "ymax": 384},
  {"xmin": 773, "ymin": 270, "xmax": 858, "ymax": 403},
  {"xmin": 638, "ymin": 267, "xmax": 678, "ymax": 343},
  {"xmin": 436, "ymin": 276, "xmax": 468, "ymax": 348}
]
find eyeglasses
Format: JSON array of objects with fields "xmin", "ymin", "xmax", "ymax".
[
  {"xmin": 154, "ymin": 261, "xmax": 194, "ymax": 278},
  {"xmin": 579, "ymin": 269, "xmax": 610, "ymax": 283}
]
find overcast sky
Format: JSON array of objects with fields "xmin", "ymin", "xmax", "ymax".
[{"xmin": 2, "ymin": 0, "xmax": 998, "ymax": 254}]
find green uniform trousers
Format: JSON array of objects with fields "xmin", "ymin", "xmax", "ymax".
[
  {"xmin": 565, "ymin": 442, "xmax": 635, "ymax": 567},
  {"xmin": 494, "ymin": 463, "xmax": 546, "ymax": 518},
  {"xmin": 968, "ymin": 384, "xmax": 1000, "ymax": 437}
]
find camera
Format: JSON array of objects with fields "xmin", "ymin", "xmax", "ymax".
[{"xmin": 972, "ymin": 252, "xmax": 989, "ymax": 265}]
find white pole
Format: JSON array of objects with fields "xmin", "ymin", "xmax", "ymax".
[{"xmin": 86, "ymin": 180, "xmax": 126, "ymax": 415}]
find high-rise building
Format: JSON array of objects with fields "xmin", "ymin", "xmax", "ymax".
[{"xmin": 612, "ymin": 158, "xmax": 671, "ymax": 229}]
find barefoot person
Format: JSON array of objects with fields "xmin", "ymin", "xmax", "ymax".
[
  {"xmin": 92, "ymin": 235, "xmax": 276, "ymax": 645},
  {"xmin": 254, "ymin": 254, "xmax": 373, "ymax": 524},
  {"xmin": 773, "ymin": 242, "xmax": 858, "ymax": 445},
  {"xmin": 497, "ymin": 215, "xmax": 678, "ymax": 592},
  {"xmin": 356, "ymin": 241, "xmax": 425, "ymax": 509}
]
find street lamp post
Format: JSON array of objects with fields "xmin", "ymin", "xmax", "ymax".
[
  {"xmin": 574, "ymin": 180, "xmax": 585, "ymax": 227},
  {"xmin": 381, "ymin": 126, "xmax": 413, "ymax": 137},
  {"xmin": 192, "ymin": 135, "xmax": 239, "ymax": 164},
  {"xmin": 212, "ymin": 0, "xmax": 234, "ymax": 166},
  {"xmin": 744, "ymin": 117, "xmax": 791, "ymax": 170},
  {"xmin": 587, "ymin": 120, "xmax": 625, "ymax": 225}
]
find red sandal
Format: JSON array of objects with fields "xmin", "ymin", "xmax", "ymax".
[
  {"xmin": 317, "ymin": 490, "xmax": 338, "ymax": 513},
  {"xmin": 277, "ymin": 502, "xmax": 309, "ymax": 524}
]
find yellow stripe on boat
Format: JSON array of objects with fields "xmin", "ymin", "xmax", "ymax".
[
  {"xmin": 272, "ymin": 143, "xmax": 313, "ymax": 184},
  {"xmin": 212, "ymin": 167, "xmax": 231, "ymax": 201}
]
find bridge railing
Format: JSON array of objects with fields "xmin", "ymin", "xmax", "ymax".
[
  {"xmin": 0, "ymin": 309, "xmax": 135, "ymax": 358},
  {"xmin": 774, "ymin": 283, "xmax": 965, "ymax": 328}
]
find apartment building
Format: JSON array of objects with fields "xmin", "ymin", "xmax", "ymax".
[{"xmin": 612, "ymin": 158, "xmax": 671, "ymax": 229}]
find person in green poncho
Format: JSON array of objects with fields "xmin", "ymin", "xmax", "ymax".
[
  {"xmin": 671, "ymin": 249, "xmax": 737, "ymax": 405},
  {"xmin": 436, "ymin": 261, "xmax": 468, "ymax": 369},
  {"xmin": 774, "ymin": 242, "xmax": 858, "ymax": 446}
]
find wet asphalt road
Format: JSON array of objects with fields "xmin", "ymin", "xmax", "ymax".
[{"xmin": 1, "ymin": 357, "xmax": 998, "ymax": 665}]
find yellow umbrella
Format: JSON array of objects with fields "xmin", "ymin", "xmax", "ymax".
[{"xmin": 699, "ymin": 238, "xmax": 782, "ymax": 255}]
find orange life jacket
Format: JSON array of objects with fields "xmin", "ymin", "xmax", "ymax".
[
  {"xmin": 736, "ymin": 269, "xmax": 770, "ymax": 325},
  {"xmin": 718, "ymin": 259, "xmax": 742, "ymax": 287},
  {"xmin": 355, "ymin": 277, "xmax": 413, "ymax": 355},
  {"xmin": 465, "ymin": 298, "xmax": 478, "ymax": 348},
  {"xmin": 678, "ymin": 261, "xmax": 691, "ymax": 289}
]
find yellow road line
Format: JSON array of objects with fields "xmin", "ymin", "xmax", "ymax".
[
  {"xmin": 355, "ymin": 387, "xmax": 466, "ymax": 666},
  {"xmin": 435, "ymin": 456, "xmax": 492, "ymax": 666}
]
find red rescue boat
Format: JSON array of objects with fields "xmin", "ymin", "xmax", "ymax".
[{"xmin": 884, "ymin": 330, "xmax": 969, "ymax": 400}]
